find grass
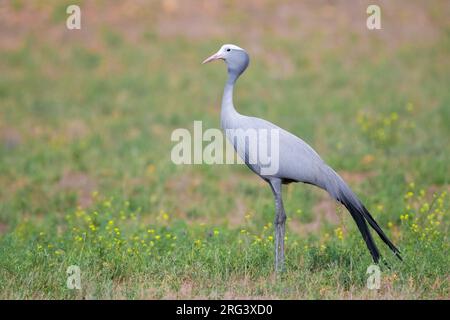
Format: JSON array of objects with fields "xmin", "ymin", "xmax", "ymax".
[{"xmin": 0, "ymin": 1, "xmax": 449, "ymax": 299}]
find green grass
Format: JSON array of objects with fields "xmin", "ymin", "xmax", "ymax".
[{"xmin": 0, "ymin": 1, "xmax": 449, "ymax": 299}]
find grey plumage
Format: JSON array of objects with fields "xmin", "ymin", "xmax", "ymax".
[{"xmin": 203, "ymin": 44, "xmax": 401, "ymax": 271}]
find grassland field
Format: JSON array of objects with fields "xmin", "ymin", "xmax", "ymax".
[{"xmin": 0, "ymin": 0, "xmax": 449, "ymax": 299}]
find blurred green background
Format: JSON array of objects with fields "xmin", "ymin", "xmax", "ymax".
[{"xmin": 0, "ymin": 0, "xmax": 448, "ymax": 299}]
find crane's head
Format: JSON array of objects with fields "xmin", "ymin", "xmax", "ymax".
[{"xmin": 202, "ymin": 44, "xmax": 249, "ymax": 79}]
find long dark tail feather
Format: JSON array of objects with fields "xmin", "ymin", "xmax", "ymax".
[
  {"xmin": 360, "ymin": 204, "xmax": 403, "ymax": 261},
  {"xmin": 322, "ymin": 166, "xmax": 403, "ymax": 263},
  {"xmin": 340, "ymin": 196, "xmax": 381, "ymax": 263},
  {"xmin": 339, "ymin": 188, "xmax": 403, "ymax": 263}
]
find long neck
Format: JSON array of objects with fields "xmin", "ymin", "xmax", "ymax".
[{"xmin": 221, "ymin": 73, "xmax": 239, "ymax": 118}]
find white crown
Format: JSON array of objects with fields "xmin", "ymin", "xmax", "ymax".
[{"xmin": 220, "ymin": 44, "xmax": 245, "ymax": 51}]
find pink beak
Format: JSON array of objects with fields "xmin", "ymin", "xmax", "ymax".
[{"xmin": 202, "ymin": 52, "xmax": 223, "ymax": 64}]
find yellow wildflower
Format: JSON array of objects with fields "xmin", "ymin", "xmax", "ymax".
[
  {"xmin": 334, "ymin": 227, "xmax": 344, "ymax": 240},
  {"xmin": 400, "ymin": 214, "xmax": 409, "ymax": 221}
]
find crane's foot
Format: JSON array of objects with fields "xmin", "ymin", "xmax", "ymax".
[
  {"xmin": 270, "ymin": 178, "xmax": 287, "ymax": 273},
  {"xmin": 275, "ymin": 256, "xmax": 285, "ymax": 273},
  {"xmin": 274, "ymin": 220, "xmax": 286, "ymax": 273}
]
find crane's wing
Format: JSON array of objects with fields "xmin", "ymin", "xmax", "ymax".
[{"xmin": 228, "ymin": 114, "xmax": 327, "ymax": 185}]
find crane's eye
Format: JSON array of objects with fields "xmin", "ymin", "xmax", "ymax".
[{"xmin": 226, "ymin": 48, "xmax": 231, "ymax": 52}]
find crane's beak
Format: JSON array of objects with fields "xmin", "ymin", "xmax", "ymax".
[{"xmin": 202, "ymin": 52, "xmax": 223, "ymax": 64}]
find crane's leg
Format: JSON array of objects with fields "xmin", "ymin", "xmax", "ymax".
[{"xmin": 269, "ymin": 178, "xmax": 286, "ymax": 272}]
